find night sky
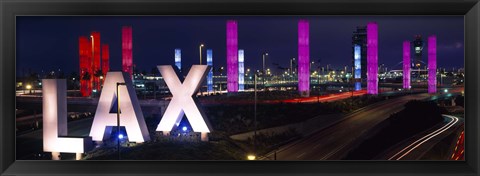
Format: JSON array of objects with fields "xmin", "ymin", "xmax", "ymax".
[{"xmin": 16, "ymin": 16, "xmax": 464, "ymax": 77}]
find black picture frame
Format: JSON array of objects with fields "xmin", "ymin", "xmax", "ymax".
[{"xmin": 1, "ymin": 0, "xmax": 479, "ymax": 175}]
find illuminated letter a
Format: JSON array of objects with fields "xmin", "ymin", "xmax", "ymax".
[{"xmin": 89, "ymin": 72, "xmax": 150, "ymax": 143}]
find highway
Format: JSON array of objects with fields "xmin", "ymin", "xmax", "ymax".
[
  {"xmin": 272, "ymin": 90, "xmax": 367, "ymax": 103},
  {"xmin": 385, "ymin": 115, "xmax": 462, "ymax": 160},
  {"xmin": 261, "ymin": 93, "xmax": 434, "ymax": 160},
  {"xmin": 200, "ymin": 90, "xmax": 369, "ymax": 105}
]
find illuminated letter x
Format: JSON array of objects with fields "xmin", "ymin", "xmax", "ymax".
[{"xmin": 156, "ymin": 65, "xmax": 212, "ymax": 133}]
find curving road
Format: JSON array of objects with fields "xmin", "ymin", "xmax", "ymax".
[
  {"xmin": 385, "ymin": 115, "xmax": 461, "ymax": 160},
  {"xmin": 262, "ymin": 93, "xmax": 436, "ymax": 160}
]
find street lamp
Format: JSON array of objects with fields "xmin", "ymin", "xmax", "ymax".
[
  {"xmin": 253, "ymin": 73, "xmax": 258, "ymax": 157},
  {"xmin": 290, "ymin": 58, "xmax": 295, "ymax": 75},
  {"xmin": 26, "ymin": 84, "xmax": 32, "ymax": 94},
  {"xmin": 351, "ymin": 67, "xmax": 354, "ymax": 110},
  {"xmin": 317, "ymin": 66, "xmax": 321, "ymax": 103},
  {"xmin": 262, "ymin": 52, "xmax": 268, "ymax": 91},
  {"xmin": 116, "ymin": 82, "xmax": 126, "ymax": 160},
  {"xmin": 199, "ymin": 44, "xmax": 205, "ymax": 65},
  {"xmin": 90, "ymin": 35, "xmax": 100, "ymax": 96},
  {"xmin": 199, "ymin": 44, "xmax": 205, "ymax": 95}
]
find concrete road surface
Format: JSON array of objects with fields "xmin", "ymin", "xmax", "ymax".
[{"xmin": 262, "ymin": 93, "xmax": 433, "ymax": 160}]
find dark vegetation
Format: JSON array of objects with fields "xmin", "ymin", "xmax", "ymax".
[
  {"xmin": 244, "ymin": 128, "xmax": 300, "ymax": 156},
  {"xmin": 205, "ymin": 94, "xmax": 387, "ymax": 135},
  {"xmin": 344, "ymin": 100, "xmax": 445, "ymax": 160},
  {"xmin": 85, "ymin": 139, "xmax": 244, "ymax": 160}
]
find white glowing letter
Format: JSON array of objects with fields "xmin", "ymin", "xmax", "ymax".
[
  {"xmin": 156, "ymin": 65, "xmax": 212, "ymax": 133},
  {"xmin": 43, "ymin": 79, "xmax": 92, "ymax": 154},
  {"xmin": 89, "ymin": 72, "xmax": 150, "ymax": 142}
]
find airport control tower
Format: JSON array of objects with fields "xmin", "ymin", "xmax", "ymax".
[{"xmin": 412, "ymin": 35, "xmax": 424, "ymax": 69}]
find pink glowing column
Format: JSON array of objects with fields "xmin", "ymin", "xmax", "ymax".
[
  {"xmin": 367, "ymin": 22, "xmax": 378, "ymax": 95},
  {"xmin": 428, "ymin": 35, "xmax": 437, "ymax": 94},
  {"xmin": 226, "ymin": 20, "xmax": 238, "ymax": 92},
  {"xmin": 403, "ymin": 41, "xmax": 411, "ymax": 90},
  {"xmin": 298, "ymin": 20, "xmax": 310, "ymax": 97},
  {"xmin": 122, "ymin": 26, "xmax": 133, "ymax": 79}
]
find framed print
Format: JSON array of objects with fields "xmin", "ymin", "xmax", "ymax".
[{"xmin": 1, "ymin": 0, "xmax": 479, "ymax": 175}]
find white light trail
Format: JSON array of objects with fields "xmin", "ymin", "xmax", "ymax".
[{"xmin": 389, "ymin": 115, "xmax": 459, "ymax": 160}]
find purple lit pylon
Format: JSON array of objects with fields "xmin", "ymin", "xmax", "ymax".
[
  {"xmin": 367, "ymin": 22, "xmax": 378, "ymax": 95},
  {"xmin": 428, "ymin": 35, "xmax": 437, "ymax": 94},
  {"xmin": 298, "ymin": 20, "xmax": 310, "ymax": 97},
  {"xmin": 403, "ymin": 41, "xmax": 411, "ymax": 90},
  {"xmin": 226, "ymin": 20, "xmax": 238, "ymax": 92}
]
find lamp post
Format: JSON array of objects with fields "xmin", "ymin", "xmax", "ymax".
[
  {"xmin": 100, "ymin": 76, "xmax": 104, "ymax": 91},
  {"xmin": 199, "ymin": 44, "xmax": 205, "ymax": 65},
  {"xmin": 199, "ymin": 44, "xmax": 205, "ymax": 95},
  {"xmin": 219, "ymin": 66, "xmax": 224, "ymax": 94},
  {"xmin": 263, "ymin": 52, "xmax": 268, "ymax": 91},
  {"xmin": 317, "ymin": 66, "xmax": 321, "ymax": 103},
  {"xmin": 253, "ymin": 73, "xmax": 258, "ymax": 157},
  {"xmin": 290, "ymin": 58, "xmax": 295, "ymax": 75},
  {"xmin": 153, "ymin": 80, "xmax": 157, "ymax": 100},
  {"xmin": 116, "ymin": 82, "xmax": 126, "ymax": 160},
  {"xmin": 26, "ymin": 84, "xmax": 32, "ymax": 94},
  {"xmin": 90, "ymin": 35, "xmax": 96, "ymax": 96},
  {"xmin": 351, "ymin": 67, "xmax": 354, "ymax": 110}
]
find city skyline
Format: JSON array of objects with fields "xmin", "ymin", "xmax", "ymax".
[{"xmin": 16, "ymin": 16, "xmax": 464, "ymax": 76}]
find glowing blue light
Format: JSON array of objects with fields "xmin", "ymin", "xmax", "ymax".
[
  {"xmin": 182, "ymin": 126, "xmax": 187, "ymax": 132},
  {"xmin": 175, "ymin": 49, "xmax": 181, "ymax": 71},
  {"xmin": 118, "ymin": 134, "xmax": 124, "ymax": 139},
  {"xmin": 354, "ymin": 44, "xmax": 361, "ymax": 91},
  {"xmin": 238, "ymin": 49, "xmax": 245, "ymax": 91},
  {"xmin": 207, "ymin": 49, "xmax": 213, "ymax": 93},
  {"xmin": 355, "ymin": 82, "xmax": 361, "ymax": 91},
  {"xmin": 444, "ymin": 89, "xmax": 448, "ymax": 93}
]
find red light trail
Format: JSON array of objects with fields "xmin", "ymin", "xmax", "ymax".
[{"xmin": 450, "ymin": 130, "xmax": 464, "ymax": 160}]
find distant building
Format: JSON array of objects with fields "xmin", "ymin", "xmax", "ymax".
[{"xmin": 412, "ymin": 35, "xmax": 424, "ymax": 69}]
